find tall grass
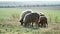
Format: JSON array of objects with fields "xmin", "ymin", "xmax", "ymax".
[
  {"xmin": 0, "ymin": 8, "xmax": 60, "ymax": 34},
  {"xmin": 11, "ymin": 13, "xmax": 20, "ymax": 21}
]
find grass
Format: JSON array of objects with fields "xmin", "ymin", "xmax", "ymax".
[
  {"xmin": 0, "ymin": 8, "xmax": 60, "ymax": 22},
  {"xmin": 0, "ymin": 8, "xmax": 60, "ymax": 34}
]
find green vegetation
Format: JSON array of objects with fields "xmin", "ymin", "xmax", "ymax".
[
  {"xmin": 0, "ymin": 8, "xmax": 60, "ymax": 22},
  {"xmin": 0, "ymin": 8, "xmax": 60, "ymax": 34}
]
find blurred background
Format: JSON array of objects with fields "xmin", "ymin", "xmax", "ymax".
[{"xmin": 0, "ymin": 1, "xmax": 60, "ymax": 34}]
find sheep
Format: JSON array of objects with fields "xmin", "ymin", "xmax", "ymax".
[
  {"xmin": 23, "ymin": 13, "xmax": 40, "ymax": 27},
  {"xmin": 19, "ymin": 10, "xmax": 32, "ymax": 25}
]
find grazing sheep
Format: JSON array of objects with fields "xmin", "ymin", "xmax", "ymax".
[
  {"xmin": 20, "ymin": 10, "xmax": 32, "ymax": 25},
  {"xmin": 39, "ymin": 13, "xmax": 48, "ymax": 28},
  {"xmin": 23, "ymin": 13, "xmax": 40, "ymax": 27}
]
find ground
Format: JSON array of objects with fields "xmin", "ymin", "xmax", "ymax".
[{"xmin": 0, "ymin": 8, "xmax": 60, "ymax": 34}]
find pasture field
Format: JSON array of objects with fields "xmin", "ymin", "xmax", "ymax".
[{"xmin": 0, "ymin": 8, "xmax": 60, "ymax": 34}]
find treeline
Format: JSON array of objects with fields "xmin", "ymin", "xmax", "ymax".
[{"xmin": 0, "ymin": 5, "xmax": 60, "ymax": 8}]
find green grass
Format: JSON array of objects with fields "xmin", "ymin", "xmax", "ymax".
[
  {"xmin": 0, "ymin": 8, "xmax": 60, "ymax": 22},
  {"xmin": 0, "ymin": 8, "xmax": 60, "ymax": 34}
]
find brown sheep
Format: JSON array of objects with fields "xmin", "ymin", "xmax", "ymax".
[
  {"xmin": 23, "ymin": 13, "xmax": 40, "ymax": 27},
  {"xmin": 39, "ymin": 13, "xmax": 48, "ymax": 28}
]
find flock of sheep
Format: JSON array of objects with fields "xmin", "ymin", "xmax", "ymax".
[{"xmin": 19, "ymin": 10, "xmax": 48, "ymax": 28}]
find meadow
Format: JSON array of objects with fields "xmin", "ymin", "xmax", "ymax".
[{"xmin": 0, "ymin": 8, "xmax": 60, "ymax": 34}]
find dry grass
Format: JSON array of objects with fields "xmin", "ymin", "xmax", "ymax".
[
  {"xmin": 0, "ymin": 19, "xmax": 60, "ymax": 34},
  {"xmin": 0, "ymin": 14, "xmax": 60, "ymax": 34}
]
